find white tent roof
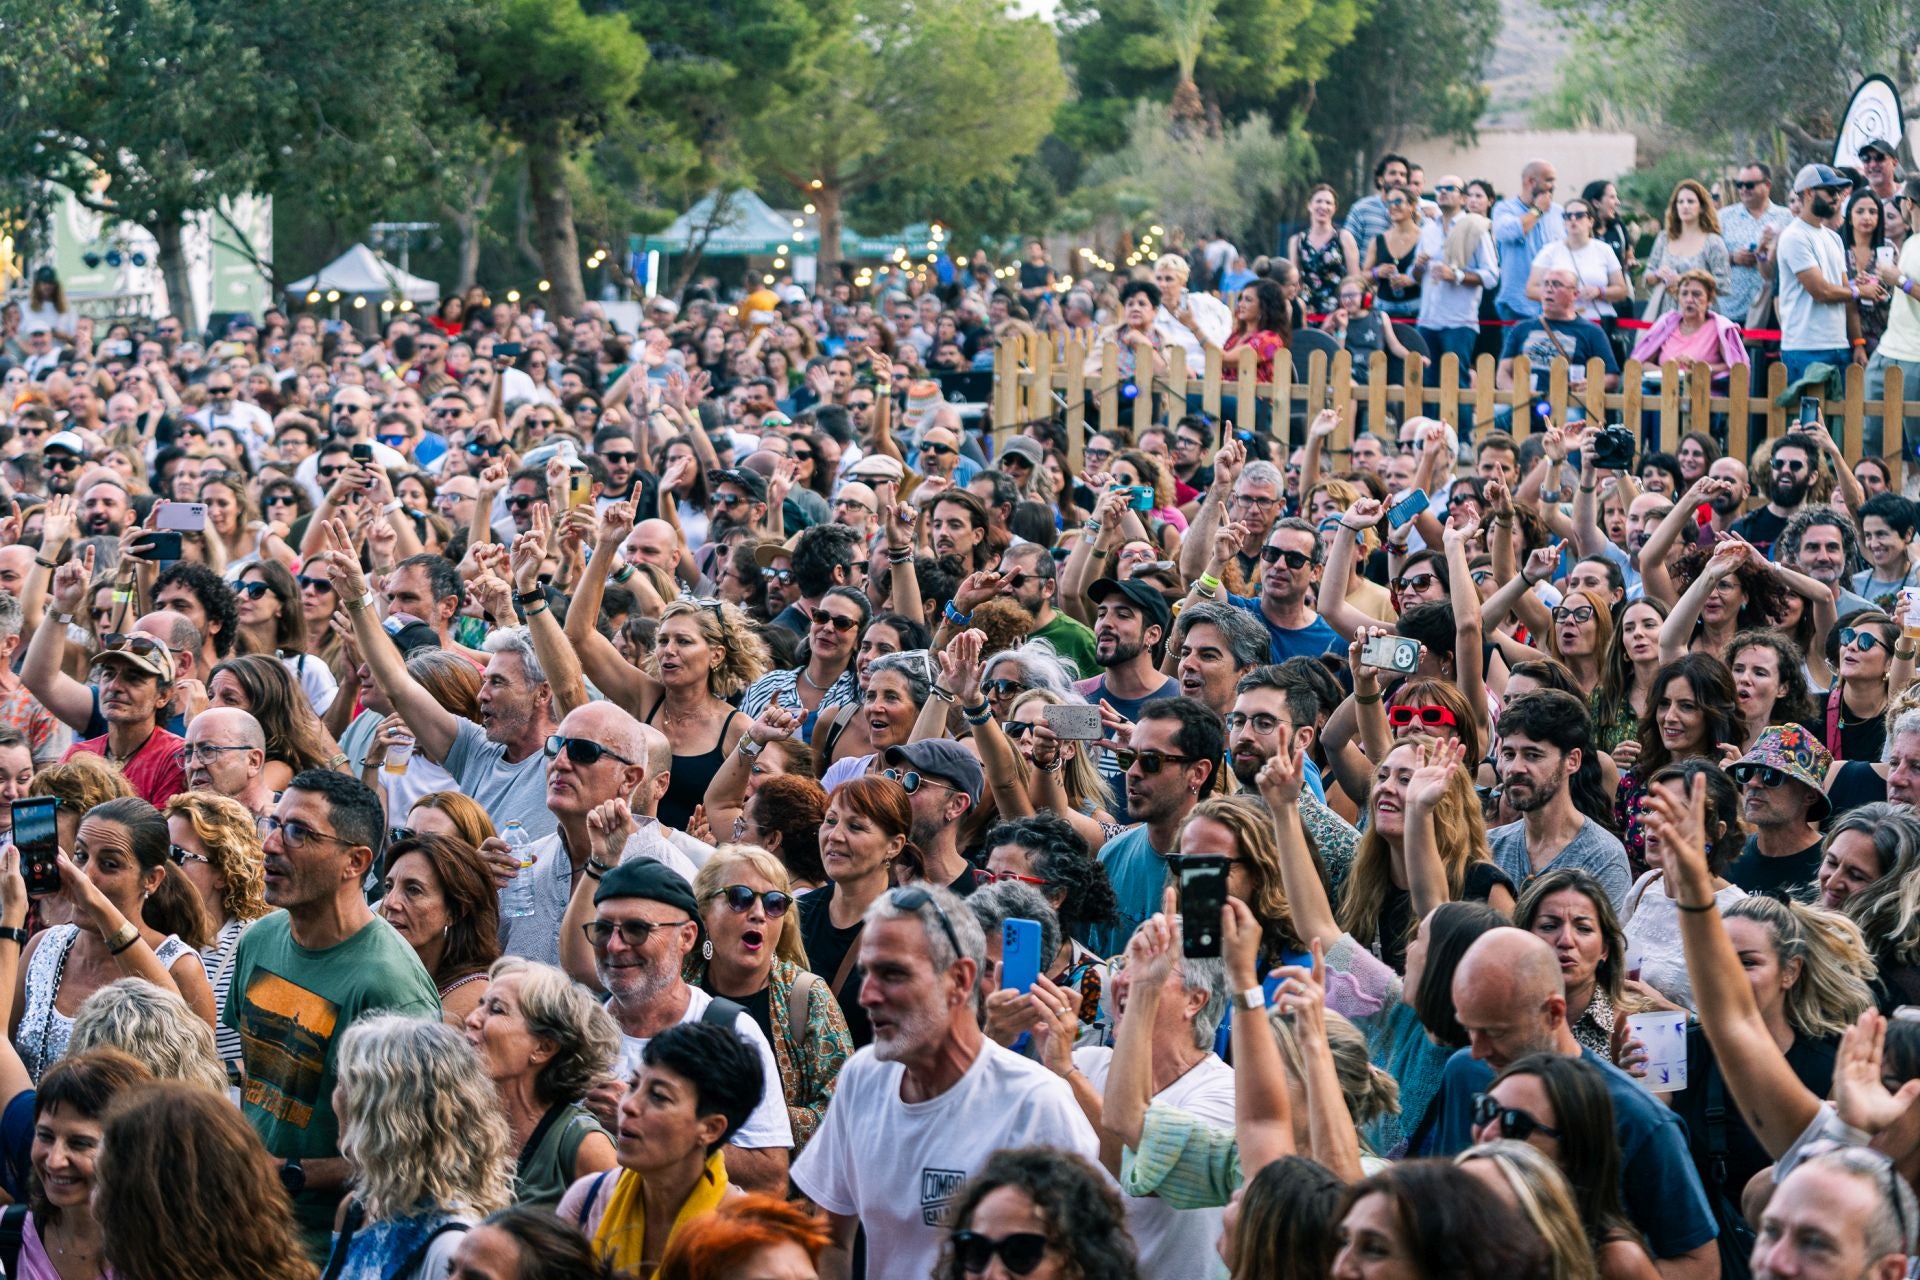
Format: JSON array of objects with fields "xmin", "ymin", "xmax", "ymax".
[
  {"xmin": 287, "ymin": 243, "xmax": 439, "ymax": 303},
  {"xmin": 648, "ymin": 191, "xmax": 805, "ymax": 255}
]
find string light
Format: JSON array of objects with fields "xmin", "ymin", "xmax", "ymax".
[{"xmin": 325, "ymin": 290, "xmax": 341, "ymax": 303}]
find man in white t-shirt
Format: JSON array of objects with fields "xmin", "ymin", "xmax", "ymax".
[
  {"xmin": 1776, "ymin": 163, "xmax": 1874, "ymax": 385},
  {"xmin": 792, "ymin": 884, "xmax": 1100, "ymax": 1280}
]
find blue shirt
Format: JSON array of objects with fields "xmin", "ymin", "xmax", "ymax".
[
  {"xmin": 1224, "ymin": 594, "xmax": 1345, "ymax": 663},
  {"xmin": 1499, "ymin": 316, "xmax": 1619, "ymax": 384},
  {"xmin": 1344, "ymin": 195, "xmax": 1391, "ymax": 249},
  {"xmin": 1424, "ymin": 1046, "xmax": 1719, "ymax": 1260},
  {"xmin": 1095, "ymin": 823, "xmax": 1168, "ymax": 959},
  {"xmin": 1491, "ymin": 196, "xmax": 1566, "ymax": 317}
]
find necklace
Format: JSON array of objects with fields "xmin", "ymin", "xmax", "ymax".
[{"xmin": 798, "ymin": 666, "xmax": 828, "ymax": 692}]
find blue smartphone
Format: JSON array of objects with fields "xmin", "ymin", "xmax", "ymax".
[
  {"xmin": 1387, "ymin": 488, "xmax": 1428, "ymax": 529},
  {"xmin": 1002, "ymin": 919, "xmax": 1043, "ymax": 993},
  {"xmin": 1126, "ymin": 485, "xmax": 1155, "ymax": 512}
]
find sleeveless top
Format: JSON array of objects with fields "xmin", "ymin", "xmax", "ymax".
[
  {"xmin": 21, "ymin": 925, "xmax": 194, "ymax": 1081},
  {"xmin": 514, "ymin": 1103, "xmax": 608, "ymax": 1210},
  {"xmin": 201, "ymin": 916, "xmax": 254, "ymax": 1074},
  {"xmin": 644, "ymin": 705, "xmax": 740, "ymax": 831},
  {"xmin": 1370, "ymin": 233, "xmax": 1423, "ymax": 315}
]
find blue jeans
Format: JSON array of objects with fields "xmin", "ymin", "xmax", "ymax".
[
  {"xmin": 1496, "ymin": 300, "xmax": 1539, "ymax": 323},
  {"xmin": 1780, "ymin": 347, "xmax": 1851, "ymax": 385},
  {"xmin": 1865, "ymin": 349, "xmax": 1920, "ymax": 460},
  {"xmin": 1418, "ymin": 326, "xmax": 1479, "ymax": 433}
]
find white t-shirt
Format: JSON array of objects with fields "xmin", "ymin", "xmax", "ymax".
[
  {"xmin": 792, "ymin": 1039, "xmax": 1101, "ymax": 1280},
  {"xmin": 1074, "ymin": 1047, "xmax": 1234, "ymax": 1280},
  {"xmin": 1531, "ymin": 239, "xmax": 1623, "ymax": 319},
  {"xmin": 615, "ymin": 986, "xmax": 795, "ymax": 1151},
  {"xmin": 1775, "ymin": 219, "xmax": 1850, "ymax": 351}
]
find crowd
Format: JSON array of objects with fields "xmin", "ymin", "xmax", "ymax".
[{"xmin": 0, "ymin": 142, "xmax": 1919, "ymax": 1280}]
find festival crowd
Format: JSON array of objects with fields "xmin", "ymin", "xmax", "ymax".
[{"xmin": 1, "ymin": 145, "xmax": 1920, "ymax": 1280}]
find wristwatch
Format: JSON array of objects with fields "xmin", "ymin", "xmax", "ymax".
[
  {"xmin": 280, "ymin": 1159, "xmax": 306, "ymax": 1195},
  {"xmin": 736, "ymin": 737, "xmax": 764, "ymax": 759},
  {"xmin": 1236, "ymin": 986, "xmax": 1267, "ymax": 1012}
]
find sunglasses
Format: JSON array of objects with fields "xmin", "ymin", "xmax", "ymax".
[
  {"xmin": 582, "ymin": 917, "xmax": 692, "ymax": 950},
  {"xmin": 922, "ymin": 442, "xmax": 957, "ymax": 457},
  {"xmin": 710, "ymin": 884, "xmax": 792, "ymax": 917},
  {"xmin": 1564, "ymin": 209, "xmax": 1591, "ymax": 220},
  {"xmin": 1841, "ymin": 627, "xmax": 1891, "ymax": 652},
  {"xmin": 429, "ymin": 407, "xmax": 465, "ymax": 420},
  {"xmin": 811, "ymin": 609, "xmax": 859, "ymax": 632},
  {"xmin": 264, "ymin": 492, "xmax": 299, "ymax": 507},
  {"xmin": 982, "ymin": 678, "xmax": 1030, "ymax": 699},
  {"xmin": 101, "ymin": 634, "xmax": 168, "ymax": 661},
  {"xmin": 506, "ymin": 494, "xmax": 538, "ymax": 510},
  {"xmin": 1105, "ymin": 747, "xmax": 1199, "ymax": 774},
  {"xmin": 44, "ymin": 454, "xmax": 81, "ymax": 471},
  {"xmin": 1387, "ymin": 704, "xmax": 1458, "ymax": 730},
  {"xmin": 1393, "ymin": 572, "xmax": 1440, "ymax": 594},
  {"xmin": 883, "ymin": 767, "xmax": 959, "ymax": 796},
  {"xmin": 236, "ymin": 581, "xmax": 274, "ymax": 600},
  {"xmin": 297, "ymin": 575, "xmax": 334, "ymax": 593},
  {"xmin": 600, "ymin": 451, "xmax": 638, "ymax": 465},
  {"xmin": 317, "ymin": 463, "xmax": 348, "ymax": 479},
  {"xmin": 466, "ymin": 440, "xmax": 505, "ymax": 456},
  {"xmin": 763, "ymin": 567, "xmax": 794, "ymax": 585},
  {"xmin": 1471, "ymin": 1092, "xmax": 1563, "ymax": 1141},
  {"xmin": 950, "ymin": 1231, "xmax": 1049, "ymax": 1277},
  {"xmin": 1552, "ymin": 604, "xmax": 1596, "ymax": 625},
  {"xmin": 1770, "ymin": 458, "xmax": 1807, "ymax": 473},
  {"xmin": 888, "ymin": 886, "xmax": 963, "ymax": 964},
  {"xmin": 711, "ymin": 494, "xmax": 747, "ymax": 510},
  {"xmin": 1733, "ymin": 180, "xmax": 1763, "ymax": 190},
  {"xmin": 1260, "ymin": 546, "xmax": 1311, "ymax": 569},
  {"xmin": 1729, "ymin": 763, "xmax": 1788, "ymax": 788},
  {"xmin": 167, "ymin": 843, "xmax": 210, "ymax": 867},
  {"xmin": 544, "ymin": 735, "xmax": 636, "ymax": 767}
]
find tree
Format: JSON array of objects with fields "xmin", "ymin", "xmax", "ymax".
[
  {"xmin": 461, "ymin": 0, "xmax": 647, "ymax": 316},
  {"xmin": 743, "ymin": 0, "xmax": 1066, "ymax": 279}
]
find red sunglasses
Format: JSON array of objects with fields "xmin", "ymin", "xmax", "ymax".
[{"xmin": 1388, "ymin": 705, "xmax": 1458, "ymax": 731}]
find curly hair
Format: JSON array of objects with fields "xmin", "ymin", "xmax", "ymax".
[
  {"xmin": 981, "ymin": 812, "xmax": 1118, "ymax": 942},
  {"xmin": 693, "ymin": 843, "xmax": 810, "ymax": 971},
  {"xmin": 336, "ymin": 1015, "xmax": 513, "ymax": 1222},
  {"xmin": 69, "ymin": 979, "xmax": 228, "ymax": 1094},
  {"xmin": 163, "ymin": 792, "xmax": 270, "ymax": 924},
  {"xmin": 1775, "ymin": 505, "xmax": 1865, "ymax": 581},
  {"xmin": 970, "ymin": 597, "xmax": 1035, "ymax": 658},
  {"xmin": 1184, "ymin": 795, "xmax": 1300, "ymax": 959},
  {"xmin": 1670, "ymin": 544, "xmax": 1789, "ymax": 637},
  {"xmin": 648, "ymin": 599, "xmax": 770, "ymax": 700},
  {"xmin": 938, "ymin": 1148, "xmax": 1142, "ymax": 1280},
  {"xmin": 1723, "ymin": 895, "xmax": 1875, "ymax": 1040},
  {"xmin": 743, "ymin": 774, "xmax": 829, "ymax": 889},
  {"xmin": 31, "ymin": 750, "xmax": 136, "ymax": 811},
  {"xmin": 382, "ymin": 832, "xmax": 501, "ymax": 988},
  {"xmin": 1728, "ymin": 628, "xmax": 1817, "ymax": 737},
  {"xmin": 209, "ymin": 654, "xmax": 333, "ymax": 773},
  {"xmin": 1116, "ymin": 448, "xmax": 1176, "ymax": 513},
  {"xmin": 657, "ymin": 1195, "xmax": 831, "ymax": 1280},
  {"xmin": 407, "ymin": 791, "xmax": 497, "ymax": 847},
  {"xmin": 1340, "ymin": 743, "xmax": 1491, "ymax": 953},
  {"xmin": 156, "ymin": 560, "xmax": 240, "ymax": 658},
  {"xmin": 483, "ymin": 957, "xmax": 621, "ymax": 1108},
  {"xmin": 97, "ymin": 1082, "xmax": 318, "ymax": 1280}
]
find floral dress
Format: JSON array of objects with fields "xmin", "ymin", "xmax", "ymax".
[{"xmin": 1297, "ymin": 233, "xmax": 1349, "ymax": 316}]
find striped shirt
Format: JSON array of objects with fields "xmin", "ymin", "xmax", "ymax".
[{"xmin": 740, "ymin": 666, "xmax": 862, "ymax": 742}]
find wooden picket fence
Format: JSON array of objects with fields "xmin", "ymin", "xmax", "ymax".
[{"xmin": 989, "ymin": 332, "xmax": 1920, "ymax": 473}]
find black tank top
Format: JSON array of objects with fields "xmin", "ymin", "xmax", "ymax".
[{"xmin": 645, "ymin": 705, "xmax": 740, "ymax": 830}]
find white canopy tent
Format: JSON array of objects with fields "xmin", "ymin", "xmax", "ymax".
[{"xmin": 287, "ymin": 243, "xmax": 440, "ymax": 304}]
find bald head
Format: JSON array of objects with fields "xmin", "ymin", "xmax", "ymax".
[
  {"xmin": 546, "ymin": 701, "xmax": 649, "ymax": 820},
  {"xmin": 182, "ymin": 706, "xmax": 267, "ymax": 799},
  {"xmin": 559, "ymin": 700, "xmax": 646, "ymax": 764},
  {"xmin": 0, "ymin": 545, "xmax": 33, "ymax": 597},
  {"xmin": 134, "ymin": 610, "xmax": 201, "ymax": 681},
  {"xmin": 632, "ymin": 723, "xmax": 673, "ymax": 820},
  {"xmin": 188, "ymin": 706, "xmax": 266, "ymax": 752},
  {"xmin": 1451, "ymin": 927, "xmax": 1569, "ymax": 1071},
  {"xmin": 626, "ymin": 519, "xmax": 680, "ymax": 571}
]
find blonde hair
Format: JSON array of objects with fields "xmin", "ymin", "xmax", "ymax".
[
  {"xmin": 69, "ymin": 979, "xmax": 228, "ymax": 1095},
  {"xmin": 483, "ymin": 957, "xmax": 621, "ymax": 1107},
  {"xmin": 30, "ymin": 753, "xmax": 135, "ymax": 811},
  {"xmin": 1455, "ymin": 1141, "xmax": 1599, "ymax": 1280},
  {"xmin": 1269, "ymin": 1006, "xmax": 1400, "ymax": 1138},
  {"xmin": 649, "ymin": 599, "xmax": 770, "ymax": 700},
  {"xmin": 692, "ymin": 844, "xmax": 810, "ymax": 971},
  {"xmin": 163, "ymin": 792, "xmax": 270, "ymax": 923},
  {"xmin": 1339, "ymin": 744, "xmax": 1492, "ymax": 951},
  {"xmin": 336, "ymin": 1016, "xmax": 513, "ymax": 1221},
  {"xmin": 1723, "ymin": 896, "xmax": 1875, "ymax": 1040},
  {"xmin": 1008, "ymin": 688, "xmax": 1112, "ymax": 814},
  {"xmin": 1183, "ymin": 795, "xmax": 1299, "ymax": 959}
]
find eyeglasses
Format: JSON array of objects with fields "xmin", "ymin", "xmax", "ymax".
[
  {"xmin": 834, "ymin": 499, "xmax": 874, "ymax": 515},
  {"xmin": 883, "ymin": 767, "xmax": 959, "ymax": 796},
  {"xmin": 1229, "ymin": 494, "xmax": 1278, "ymax": 510},
  {"xmin": 888, "ymin": 886, "xmax": 963, "ymax": 964},
  {"xmin": 1840, "ymin": 627, "xmax": 1891, "ymax": 653},
  {"xmin": 1388, "ymin": 704, "xmax": 1458, "ymax": 730},
  {"xmin": 256, "ymin": 815, "xmax": 355, "ymax": 851},
  {"xmin": 1106, "ymin": 747, "xmax": 1199, "ymax": 774},
  {"xmin": 1225, "ymin": 712, "xmax": 1288, "ymax": 735},
  {"xmin": 1471, "ymin": 1092, "xmax": 1563, "ymax": 1141},
  {"xmin": 1260, "ymin": 546, "xmax": 1312, "ymax": 569},
  {"xmin": 1729, "ymin": 763, "xmax": 1788, "ymax": 788},
  {"xmin": 951, "ymin": 1230, "xmax": 1050, "ymax": 1277},
  {"xmin": 763, "ymin": 567, "xmax": 793, "ymax": 585},
  {"xmin": 1393, "ymin": 572, "xmax": 1440, "ymax": 594},
  {"xmin": 1084, "ymin": 447, "xmax": 1113, "ymax": 463},
  {"xmin": 982, "ymin": 868, "xmax": 1052, "ymax": 888},
  {"xmin": 167, "ymin": 844, "xmax": 210, "ymax": 867},
  {"xmin": 1552, "ymin": 604, "xmax": 1596, "ymax": 625},
  {"xmin": 174, "ymin": 743, "xmax": 253, "ymax": 767},
  {"xmin": 544, "ymin": 735, "xmax": 636, "ymax": 767},
  {"xmin": 710, "ymin": 885, "xmax": 792, "ymax": 917},
  {"xmin": 429, "ymin": 407, "xmax": 465, "ymax": 420},
  {"xmin": 582, "ymin": 917, "xmax": 693, "ymax": 950},
  {"xmin": 236, "ymin": 581, "xmax": 273, "ymax": 600}
]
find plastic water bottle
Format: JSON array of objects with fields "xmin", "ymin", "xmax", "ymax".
[{"xmin": 499, "ymin": 821, "xmax": 539, "ymax": 919}]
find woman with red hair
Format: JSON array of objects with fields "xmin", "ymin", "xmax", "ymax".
[{"xmin": 656, "ymin": 1195, "xmax": 831, "ymax": 1280}]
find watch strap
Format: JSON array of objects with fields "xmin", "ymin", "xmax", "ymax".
[{"xmin": 1237, "ymin": 986, "xmax": 1266, "ymax": 1011}]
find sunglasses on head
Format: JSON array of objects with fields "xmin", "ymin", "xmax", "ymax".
[
  {"xmin": 950, "ymin": 1230, "xmax": 1050, "ymax": 1278},
  {"xmin": 544, "ymin": 735, "xmax": 636, "ymax": 767},
  {"xmin": 1471, "ymin": 1092, "xmax": 1563, "ymax": 1141},
  {"xmin": 811, "ymin": 608, "xmax": 858, "ymax": 632},
  {"xmin": 1729, "ymin": 763, "xmax": 1787, "ymax": 788},
  {"xmin": 710, "ymin": 884, "xmax": 792, "ymax": 917},
  {"xmin": 99, "ymin": 633, "xmax": 167, "ymax": 660},
  {"xmin": 1105, "ymin": 747, "xmax": 1199, "ymax": 774},
  {"xmin": 1260, "ymin": 546, "xmax": 1311, "ymax": 569},
  {"xmin": 1841, "ymin": 626, "xmax": 1891, "ymax": 652},
  {"xmin": 1387, "ymin": 704, "xmax": 1457, "ymax": 730}
]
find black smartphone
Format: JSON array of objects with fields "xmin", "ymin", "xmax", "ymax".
[
  {"xmin": 12, "ymin": 798, "xmax": 59, "ymax": 897},
  {"xmin": 350, "ymin": 443, "xmax": 374, "ymax": 464},
  {"xmin": 494, "ymin": 342, "xmax": 523, "ymax": 361},
  {"xmin": 1178, "ymin": 857, "xmax": 1229, "ymax": 959},
  {"xmin": 1798, "ymin": 395, "xmax": 1820, "ymax": 428},
  {"xmin": 131, "ymin": 531, "xmax": 182, "ymax": 561}
]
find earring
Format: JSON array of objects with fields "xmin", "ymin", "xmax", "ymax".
[{"xmin": 701, "ymin": 939, "xmax": 713, "ymax": 961}]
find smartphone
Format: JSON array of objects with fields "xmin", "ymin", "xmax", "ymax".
[
  {"xmin": 350, "ymin": 443, "xmax": 375, "ymax": 464},
  {"xmin": 12, "ymin": 798, "xmax": 59, "ymax": 898},
  {"xmin": 567, "ymin": 469, "xmax": 592, "ymax": 510},
  {"xmin": 155, "ymin": 502, "xmax": 206, "ymax": 532},
  {"xmin": 131, "ymin": 531, "xmax": 182, "ymax": 561},
  {"xmin": 1001, "ymin": 919, "xmax": 1043, "ymax": 994},
  {"xmin": 1798, "ymin": 396, "xmax": 1820, "ymax": 427},
  {"xmin": 1178, "ymin": 857, "xmax": 1229, "ymax": 959},
  {"xmin": 1361, "ymin": 634, "xmax": 1421, "ymax": 674},
  {"xmin": 1125, "ymin": 485, "xmax": 1154, "ymax": 512},
  {"xmin": 1042, "ymin": 703, "xmax": 1103, "ymax": 741},
  {"xmin": 493, "ymin": 342, "xmax": 523, "ymax": 361},
  {"xmin": 1387, "ymin": 489, "xmax": 1429, "ymax": 529}
]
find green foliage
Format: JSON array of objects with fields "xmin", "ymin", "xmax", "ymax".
[
  {"xmin": 461, "ymin": 0, "xmax": 647, "ymax": 143},
  {"xmin": 851, "ymin": 145, "xmax": 1072, "ymax": 257},
  {"xmin": 1304, "ymin": 0, "xmax": 1497, "ymax": 171}
]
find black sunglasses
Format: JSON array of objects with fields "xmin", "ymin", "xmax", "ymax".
[
  {"xmin": 600, "ymin": 451, "xmax": 638, "ymax": 465},
  {"xmin": 236, "ymin": 581, "xmax": 274, "ymax": 600},
  {"xmin": 1729, "ymin": 763, "xmax": 1787, "ymax": 788},
  {"xmin": 1105, "ymin": 747, "xmax": 1198, "ymax": 774},
  {"xmin": 982, "ymin": 678, "xmax": 1029, "ymax": 698},
  {"xmin": 544, "ymin": 735, "xmax": 637, "ymax": 767},
  {"xmin": 889, "ymin": 886, "xmax": 963, "ymax": 962},
  {"xmin": 506, "ymin": 494, "xmax": 537, "ymax": 510},
  {"xmin": 1260, "ymin": 546, "xmax": 1312, "ymax": 569},
  {"xmin": 710, "ymin": 885, "xmax": 792, "ymax": 917},
  {"xmin": 811, "ymin": 609, "xmax": 858, "ymax": 632},
  {"xmin": 950, "ymin": 1231, "xmax": 1049, "ymax": 1277},
  {"xmin": 922, "ymin": 442, "xmax": 957, "ymax": 457},
  {"xmin": 297, "ymin": 575, "xmax": 334, "ymax": 593},
  {"xmin": 1841, "ymin": 627, "xmax": 1891, "ymax": 653},
  {"xmin": 1394, "ymin": 572, "xmax": 1440, "ymax": 593},
  {"xmin": 1733, "ymin": 180, "xmax": 1763, "ymax": 190},
  {"xmin": 1471, "ymin": 1092, "xmax": 1563, "ymax": 1141},
  {"xmin": 883, "ymin": 767, "xmax": 959, "ymax": 796}
]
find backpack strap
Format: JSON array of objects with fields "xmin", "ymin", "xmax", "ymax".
[
  {"xmin": 701, "ymin": 994, "xmax": 750, "ymax": 1032},
  {"xmin": 576, "ymin": 1170, "xmax": 612, "ymax": 1230},
  {"xmin": 0, "ymin": 1202, "xmax": 28, "ymax": 1279},
  {"xmin": 320, "ymin": 1199, "xmax": 368, "ymax": 1280},
  {"xmin": 386, "ymin": 1221, "xmax": 468, "ymax": 1280},
  {"xmin": 788, "ymin": 971, "xmax": 818, "ymax": 1050},
  {"xmin": 1705, "ymin": 1059, "xmax": 1733, "ymax": 1195}
]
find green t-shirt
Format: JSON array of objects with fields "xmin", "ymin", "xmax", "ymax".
[
  {"xmin": 225, "ymin": 910, "xmax": 441, "ymax": 1251},
  {"xmin": 1030, "ymin": 612, "xmax": 1099, "ymax": 680}
]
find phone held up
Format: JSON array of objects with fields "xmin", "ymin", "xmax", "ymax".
[
  {"xmin": 12, "ymin": 798, "xmax": 59, "ymax": 897},
  {"xmin": 1176, "ymin": 856, "xmax": 1229, "ymax": 959}
]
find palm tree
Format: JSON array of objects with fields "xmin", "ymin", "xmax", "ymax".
[{"xmin": 1158, "ymin": 0, "xmax": 1217, "ymax": 135}]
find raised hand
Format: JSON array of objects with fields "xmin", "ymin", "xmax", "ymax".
[
  {"xmin": 1406, "ymin": 736, "xmax": 1468, "ymax": 813},
  {"xmin": 1343, "ymin": 497, "xmax": 1384, "ymax": 531},
  {"xmin": 939, "ymin": 628, "xmax": 986, "ymax": 705},
  {"xmin": 1834, "ymin": 1009, "xmax": 1920, "ymax": 1135},
  {"xmin": 467, "ymin": 571, "xmax": 513, "ymax": 624},
  {"xmin": 1642, "ymin": 771, "xmax": 1710, "ymax": 898},
  {"xmin": 660, "ymin": 453, "xmax": 696, "ymax": 493},
  {"xmin": 1523, "ymin": 545, "xmax": 1558, "ymax": 583},
  {"xmin": 1126, "ymin": 886, "xmax": 1181, "ymax": 992},
  {"xmin": 314, "ymin": 518, "xmax": 371, "ymax": 601},
  {"xmin": 586, "ymin": 797, "xmax": 636, "ymax": 866},
  {"xmin": 1483, "ymin": 480, "xmax": 1512, "ymax": 516},
  {"xmin": 1211, "ymin": 437, "xmax": 1245, "ymax": 497},
  {"xmin": 1272, "ymin": 937, "xmax": 1329, "ymax": 1044},
  {"xmin": 1027, "ymin": 974, "xmax": 1082, "ymax": 1078},
  {"xmin": 50, "ymin": 545, "xmax": 95, "ymax": 614},
  {"xmin": 1704, "ymin": 536, "xmax": 1750, "ymax": 579},
  {"xmin": 1222, "ymin": 896, "xmax": 1265, "ymax": 991},
  {"xmin": 477, "ymin": 460, "xmax": 509, "ymax": 498},
  {"xmin": 746, "ymin": 704, "xmax": 801, "ymax": 747},
  {"xmin": 597, "ymin": 499, "xmax": 637, "ymax": 550},
  {"xmin": 39, "ymin": 493, "xmax": 76, "ymax": 553},
  {"xmin": 1255, "ymin": 739, "xmax": 1307, "ymax": 809},
  {"xmin": 1309, "ymin": 409, "xmax": 1339, "ymax": 442},
  {"xmin": 953, "ymin": 570, "xmax": 1004, "ymax": 615},
  {"xmin": 1211, "ymin": 519, "xmax": 1250, "ymax": 568}
]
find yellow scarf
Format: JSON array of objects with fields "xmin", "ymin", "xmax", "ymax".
[{"xmin": 592, "ymin": 1151, "xmax": 731, "ymax": 1277}]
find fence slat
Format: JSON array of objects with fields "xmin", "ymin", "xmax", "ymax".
[
  {"xmin": 1686, "ymin": 361, "xmax": 1711, "ymax": 446},
  {"xmin": 1063, "ymin": 334, "xmax": 1087, "ymax": 473},
  {"xmin": 1843, "ymin": 362, "xmax": 1867, "ymax": 466},
  {"xmin": 1726, "ymin": 363, "xmax": 1750, "ymax": 465},
  {"xmin": 1657, "ymin": 361, "xmax": 1682, "ymax": 455},
  {"xmin": 1437, "ymin": 354, "xmax": 1461, "ymax": 427},
  {"xmin": 1401, "ymin": 352, "xmax": 1426, "ymax": 430},
  {"xmin": 1203, "ymin": 345, "xmax": 1223, "ymax": 418},
  {"xmin": 1472, "ymin": 354, "xmax": 1497, "ymax": 428},
  {"xmin": 1366, "ymin": 351, "xmax": 1389, "ymax": 437},
  {"xmin": 1582, "ymin": 358, "xmax": 1607, "ymax": 427},
  {"xmin": 1307, "ymin": 350, "xmax": 1332, "ymax": 425},
  {"xmin": 1098, "ymin": 341, "xmax": 1120, "ymax": 435},
  {"xmin": 1164, "ymin": 341, "xmax": 1186, "ymax": 414},
  {"xmin": 1234, "ymin": 347, "xmax": 1258, "ymax": 432},
  {"xmin": 1886, "ymin": 364, "xmax": 1907, "ymax": 468},
  {"xmin": 1510, "ymin": 355, "xmax": 1534, "ymax": 437},
  {"xmin": 1764, "ymin": 361, "xmax": 1790, "ymax": 441},
  {"xmin": 1266, "ymin": 350, "xmax": 1292, "ymax": 440}
]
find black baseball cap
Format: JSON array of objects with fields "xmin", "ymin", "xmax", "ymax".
[
  {"xmin": 708, "ymin": 467, "xmax": 768, "ymax": 503},
  {"xmin": 1088, "ymin": 576, "xmax": 1172, "ymax": 636}
]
